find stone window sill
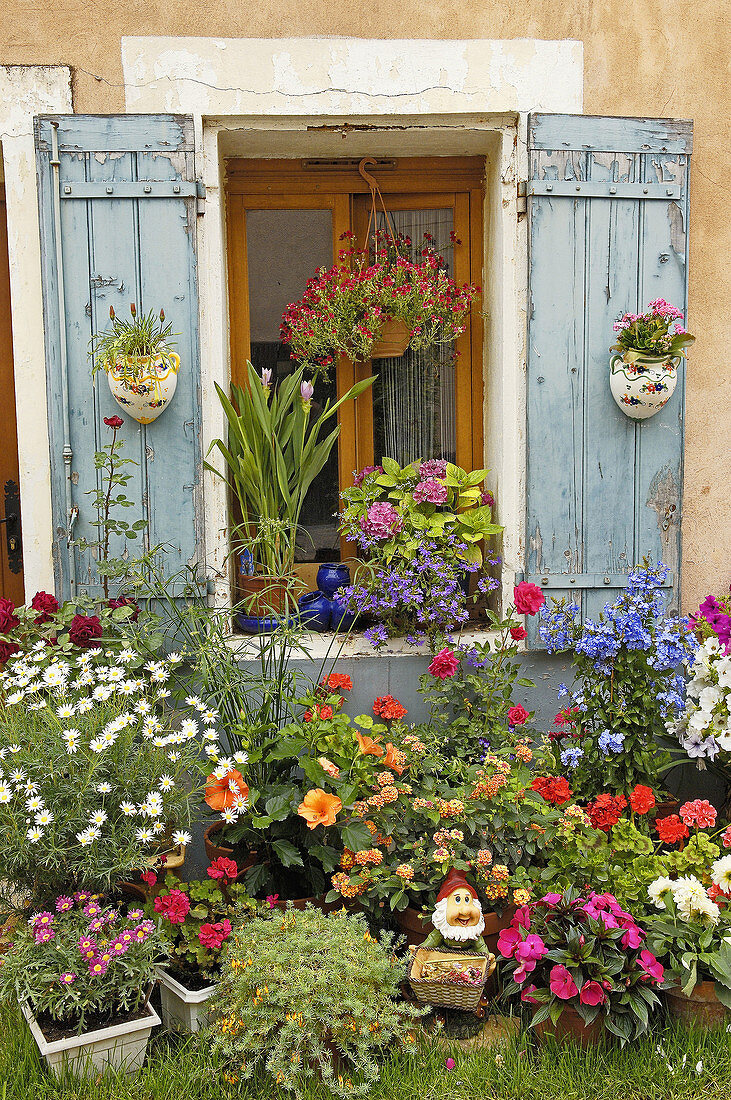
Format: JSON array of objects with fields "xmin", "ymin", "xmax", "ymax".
[{"xmin": 224, "ymin": 623, "xmax": 506, "ymax": 660}]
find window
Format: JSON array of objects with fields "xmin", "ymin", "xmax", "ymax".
[{"xmin": 226, "ymin": 157, "xmax": 485, "ymax": 562}]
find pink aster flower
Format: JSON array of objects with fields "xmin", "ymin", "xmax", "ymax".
[
  {"xmin": 88, "ymin": 957, "xmax": 109, "ymax": 978},
  {"xmin": 34, "ymin": 926, "xmax": 55, "ymax": 944},
  {"xmin": 59, "ymin": 972, "xmax": 76, "ymax": 985},
  {"xmin": 31, "ymin": 911, "xmax": 54, "ymax": 929},
  {"xmin": 55, "ymin": 896, "xmax": 74, "ymax": 913},
  {"xmin": 428, "ymin": 647, "xmax": 459, "ymax": 679},
  {"xmin": 549, "ymin": 964, "xmax": 578, "ymax": 1000},
  {"xmin": 360, "ymin": 502, "xmax": 402, "ymax": 539}
]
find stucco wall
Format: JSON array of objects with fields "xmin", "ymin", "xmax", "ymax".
[{"xmin": 0, "ymin": 4, "xmax": 729, "ymax": 609}]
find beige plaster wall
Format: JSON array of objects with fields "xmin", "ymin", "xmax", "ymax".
[{"xmin": 1, "ymin": 2, "xmax": 729, "ymax": 610}]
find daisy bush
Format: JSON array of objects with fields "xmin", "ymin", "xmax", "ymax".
[
  {"xmin": 0, "ymin": 893, "xmax": 162, "ymax": 1033},
  {"xmin": 0, "ymin": 643, "xmax": 213, "ymax": 908},
  {"xmin": 668, "ymin": 604, "xmax": 731, "ymax": 765}
]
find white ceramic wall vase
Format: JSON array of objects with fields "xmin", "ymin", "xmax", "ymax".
[
  {"xmin": 609, "ymin": 350, "xmax": 680, "ymax": 420},
  {"xmin": 21, "ymin": 1000, "xmax": 160, "ymax": 1077},
  {"xmin": 156, "ymin": 966, "xmax": 216, "ymax": 1032},
  {"xmin": 106, "ymin": 352, "xmax": 180, "ymax": 425}
]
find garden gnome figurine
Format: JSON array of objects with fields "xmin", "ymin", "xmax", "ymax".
[{"xmin": 421, "ymin": 869, "xmax": 489, "ymax": 954}]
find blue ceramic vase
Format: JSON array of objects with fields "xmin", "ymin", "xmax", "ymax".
[
  {"xmin": 297, "ymin": 591, "xmax": 333, "ymax": 632},
  {"xmin": 316, "ymin": 562, "xmax": 350, "ymax": 599}
]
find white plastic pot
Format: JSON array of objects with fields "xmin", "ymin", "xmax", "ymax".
[
  {"xmin": 157, "ymin": 967, "xmax": 216, "ymax": 1032},
  {"xmin": 21, "ymin": 1000, "xmax": 159, "ymax": 1077},
  {"xmin": 106, "ymin": 352, "xmax": 180, "ymax": 425},
  {"xmin": 609, "ymin": 350, "xmax": 680, "ymax": 420}
]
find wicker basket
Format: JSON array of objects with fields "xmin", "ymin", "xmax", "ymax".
[{"xmin": 407, "ymin": 948, "xmax": 496, "ymax": 1011}]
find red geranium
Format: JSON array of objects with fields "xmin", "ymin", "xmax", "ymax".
[
  {"xmin": 513, "ymin": 582, "xmax": 545, "ymax": 616},
  {"xmin": 68, "ymin": 614, "xmax": 103, "ymax": 648},
  {"xmin": 0, "ymin": 597, "xmax": 19, "ymax": 634},
  {"xmin": 654, "ymin": 813, "xmax": 689, "ymax": 845},
  {"xmin": 586, "ymin": 793, "xmax": 627, "ymax": 832},
  {"xmin": 320, "ymin": 673, "xmax": 353, "ymax": 693},
  {"xmin": 207, "ymin": 856, "xmax": 238, "ymax": 882},
  {"xmin": 507, "ymin": 704, "xmax": 529, "ymax": 727},
  {"xmin": 198, "ymin": 919, "xmax": 232, "ymax": 950},
  {"xmin": 530, "ymin": 776, "xmax": 572, "ymax": 806},
  {"xmin": 153, "ymin": 889, "xmax": 191, "ymax": 925},
  {"xmin": 140, "ymin": 870, "xmax": 157, "ymax": 888},
  {"xmin": 373, "ymin": 695, "xmax": 408, "ymax": 721},
  {"xmin": 30, "ymin": 591, "xmax": 59, "ymax": 624},
  {"xmin": 629, "ymin": 785, "xmax": 656, "ymax": 815}
]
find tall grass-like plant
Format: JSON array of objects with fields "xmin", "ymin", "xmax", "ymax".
[
  {"xmin": 91, "ymin": 304, "xmax": 176, "ymax": 382},
  {"xmin": 207, "ymin": 362, "xmax": 373, "ymax": 577}
]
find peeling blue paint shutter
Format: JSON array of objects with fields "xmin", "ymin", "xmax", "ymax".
[
  {"xmin": 35, "ymin": 115, "xmax": 202, "ymax": 601},
  {"xmin": 524, "ymin": 114, "xmax": 692, "ymax": 646}
]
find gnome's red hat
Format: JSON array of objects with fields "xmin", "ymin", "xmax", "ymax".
[{"xmin": 436, "ymin": 868, "xmax": 478, "ymax": 904}]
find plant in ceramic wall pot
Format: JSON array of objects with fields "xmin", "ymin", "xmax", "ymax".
[
  {"xmin": 92, "ymin": 304, "xmax": 179, "ymax": 424},
  {"xmin": 207, "ymin": 361, "xmax": 373, "ymax": 632},
  {"xmin": 609, "ymin": 298, "xmax": 694, "ymax": 420}
]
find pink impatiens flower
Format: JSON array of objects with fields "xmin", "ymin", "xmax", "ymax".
[
  {"xmin": 579, "ymin": 980, "xmax": 606, "ymax": 1006},
  {"xmin": 638, "ymin": 949, "xmax": 664, "ymax": 983},
  {"xmin": 497, "ymin": 926, "xmax": 522, "ymax": 958},
  {"xmin": 549, "ymin": 965, "xmax": 578, "ymax": 1000}
]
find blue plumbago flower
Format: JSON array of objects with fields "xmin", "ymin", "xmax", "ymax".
[
  {"xmin": 560, "ymin": 745, "xmax": 584, "ymax": 769},
  {"xmin": 557, "ymin": 683, "xmax": 569, "ymax": 699},
  {"xmin": 539, "ymin": 603, "xmax": 580, "ymax": 652},
  {"xmin": 598, "ymin": 729, "xmax": 625, "ymax": 755}
]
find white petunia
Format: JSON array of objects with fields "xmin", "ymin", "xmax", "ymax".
[{"xmin": 172, "ymin": 830, "xmax": 192, "ymax": 847}]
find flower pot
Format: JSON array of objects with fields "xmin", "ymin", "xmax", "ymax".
[
  {"xmin": 202, "ymin": 821, "xmax": 257, "ymax": 874},
  {"xmin": 316, "ymin": 562, "xmax": 351, "ymax": 599},
  {"xmin": 532, "ymin": 1004, "xmax": 606, "ymax": 1047},
  {"xmin": 371, "ymin": 319, "xmax": 411, "ymax": 359},
  {"xmin": 106, "ymin": 353, "xmax": 180, "ymax": 425},
  {"xmin": 609, "ymin": 351, "xmax": 680, "ymax": 420},
  {"xmin": 665, "ymin": 981, "xmax": 729, "ymax": 1028},
  {"xmin": 396, "ymin": 906, "xmax": 515, "ymax": 954},
  {"xmin": 298, "ymin": 591, "xmax": 333, "ymax": 632},
  {"xmin": 156, "ymin": 967, "xmax": 216, "ymax": 1033},
  {"xmin": 237, "ymin": 574, "xmax": 299, "ymax": 616},
  {"xmin": 651, "ymin": 797, "xmax": 680, "ymax": 822},
  {"xmin": 21, "ymin": 1000, "xmax": 159, "ymax": 1077}
]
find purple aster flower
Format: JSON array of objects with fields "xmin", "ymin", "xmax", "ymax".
[
  {"xmin": 59, "ymin": 972, "xmax": 76, "ymax": 985},
  {"xmin": 55, "ymin": 895, "xmax": 74, "ymax": 913}
]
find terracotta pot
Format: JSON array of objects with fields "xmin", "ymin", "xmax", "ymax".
[
  {"xmin": 651, "ymin": 797, "xmax": 680, "ymax": 822},
  {"xmin": 665, "ymin": 981, "xmax": 729, "ymax": 1028},
  {"xmin": 395, "ymin": 905, "xmax": 515, "ymax": 954},
  {"xmin": 203, "ymin": 821, "xmax": 257, "ymax": 875},
  {"xmin": 533, "ymin": 1004, "xmax": 607, "ymax": 1047},
  {"xmin": 237, "ymin": 575, "xmax": 302, "ymax": 616},
  {"xmin": 371, "ymin": 318, "xmax": 411, "ymax": 359}
]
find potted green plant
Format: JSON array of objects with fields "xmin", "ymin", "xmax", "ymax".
[
  {"xmin": 91, "ymin": 304, "xmax": 179, "ymax": 425},
  {"xmin": 0, "ymin": 894, "xmax": 163, "ymax": 1076},
  {"xmin": 149, "ymin": 864, "xmax": 253, "ymax": 1032},
  {"xmin": 207, "ymin": 362, "xmax": 373, "ymax": 626},
  {"xmin": 209, "ymin": 905, "xmax": 425, "ymax": 1098},
  {"xmin": 497, "ymin": 887, "xmax": 663, "ymax": 1046},
  {"xmin": 280, "ymin": 228, "xmax": 479, "ymax": 375},
  {"xmin": 609, "ymin": 298, "xmax": 694, "ymax": 419}
]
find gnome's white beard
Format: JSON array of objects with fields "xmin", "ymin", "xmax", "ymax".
[{"xmin": 432, "ymin": 897, "xmax": 485, "ymax": 942}]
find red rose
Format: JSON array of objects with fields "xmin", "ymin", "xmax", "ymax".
[
  {"xmin": 30, "ymin": 591, "xmax": 59, "ymax": 624},
  {"xmin": 629, "ymin": 785, "xmax": 656, "ymax": 815},
  {"xmin": 531, "ymin": 775, "xmax": 572, "ymax": 806},
  {"xmin": 68, "ymin": 614, "xmax": 103, "ymax": 648},
  {"xmin": 586, "ymin": 793, "xmax": 627, "ymax": 832},
  {"xmin": 510, "ymin": 626, "xmax": 527, "ymax": 641},
  {"xmin": 0, "ymin": 640, "xmax": 20, "ymax": 665},
  {"xmin": 655, "ymin": 813, "xmax": 689, "ymax": 845},
  {"xmin": 107, "ymin": 596, "xmax": 139, "ymax": 622},
  {"xmin": 0, "ymin": 597, "xmax": 19, "ymax": 634},
  {"xmin": 103, "ymin": 415, "xmax": 124, "ymax": 429},
  {"xmin": 428, "ymin": 647, "xmax": 460, "ymax": 679},
  {"xmin": 507, "ymin": 704, "xmax": 529, "ymax": 726},
  {"xmin": 207, "ymin": 857, "xmax": 238, "ymax": 882},
  {"xmin": 513, "ymin": 582, "xmax": 545, "ymax": 616}
]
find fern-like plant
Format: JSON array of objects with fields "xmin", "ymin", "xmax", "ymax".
[{"xmin": 209, "ymin": 905, "xmax": 424, "ymax": 1098}]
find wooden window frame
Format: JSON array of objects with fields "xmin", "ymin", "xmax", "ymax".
[{"xmin": 225, "ymin": 157, "xmax": 485, "ymax": 559}]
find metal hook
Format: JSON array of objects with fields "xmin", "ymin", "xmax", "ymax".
[{"xmin": 358, "ymin": 157, "xmax": 379, "ymax": 193}]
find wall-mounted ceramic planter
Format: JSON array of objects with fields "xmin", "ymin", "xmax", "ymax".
[
  {"xmin": 106, "ymin": 353, "xmax": 180, "ymax": 424},
  {"xmin": 609, "ymin": 351, "xmax": 680, "ymax": 419}
]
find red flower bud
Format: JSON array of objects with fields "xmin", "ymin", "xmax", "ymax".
[
  {"xmin": 159, "ymin": 308, "xmax": 165, "ymax": 322},
  {"xmin": 109, "ymin": 305, "xmax": 115, "ymax": 319},
  {"xmin": 130, "ymin": 302, "xmax": 136, "ymax": 316}
]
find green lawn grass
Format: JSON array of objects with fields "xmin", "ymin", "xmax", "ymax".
[{"xmin": 1, "ymin": 1007, "xmax": 730, "ymax": 1100}]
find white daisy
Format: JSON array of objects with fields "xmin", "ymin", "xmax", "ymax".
[
  {"xmin": 167, "ymin": 752, "xmax": 180, "ymax": 762},
  {"xmin": 23, "ymin": 780, "xmax": 40, "ymax": 796},
  {"xmin": 28, "ymin": 700, "xmax": 48, "ymax": 711},
  {"xmin": 203, "ymin": 729, "xmax": 219, "ymax": 742},
  {"xmin": 204, "ymin": 745, "xmax": 219, "ymax": 760},
  {"xmin": 76, "ymin": 699, "xmax": 94, "ymax": 714},
  {"xmin": 119, "ymin": 801, "xmax": 136, "ymax": 816},
  {"xmin": 92, "ymin": 685, "xmax": 113, "ymax": 702},
  {"xmin": 232, "ymin": 795, "xmax": 249, "ymax": 813},
  {"xmin": 5, "ymin": 691, "xmax": 23, "ymax": 705},
  {"xmin": 158, "ymin": 775, "xmax": 175, "ymax": 792},
  {"xmin": 25, "ymin": 796, "xmax": 44, "ymax": 812},
  {"xmin": 711, "ymin": 856, "xmax": 731, "ymax": 892},
  {"xmin": 0, "ymin": 783, "xmax": 12, "ymax": 804},
  {"xmin": 152, "ymin": 821, "xmax": 165, "ymax": 834},
  {"xmin": 89, "ymin": 738, "xmax": 105, "ymax": 753},
  {"xmin": 180, "ymin": 718, "xmax": 199, "ymax": 739},
  {"xmin": 9, "ymin": 768, "xmax": 26, "ymax": 783},
  {"xmin": 34, "ymin": 809, "xmax": 53, "ymax": 827},
  {"xmin": 201, "ymin": 708, "xmax": 219, "ymax": 724},
  {"xmin": 96, "ymin": 782, "xmax": 112, "ymax": 794},
  {"xmin": 100, "ymin": 730, "xmax": 118, "ymax": 746},
  {"xmin": 117, "ymin": 649, "xmax": 136, "ymax": 664},
  {"xmin": 135, "ymin": 700, "xmax": 152, "ymax": 716},
  {"xmin": 233, "ymin": 751, "xmax": 249, "ymax": 765},
  {"xmin": 156, "ymin": 689, "xmax": 171, "ymax": 701},
  {"xmin": 185, "ymin": 695, "xmax": 202, "ymax": 708},
  {"xmin": 76, "ymin": 828, "xmax": 95, "ymax": 846},
  {"xmin": 118, "ymin": 681, "xmax": 138, "ymax": 697},
  {"xmin": 172, "ymin": 830, "xmax": 192, "ymax": 847},
  {"xmin": 135, "ymin": 827, "xmax": 154, "ymax": 844},
  {"xmin": 56, "ymin": 703, "xmax": 76, "ymax": 718},
  {"xmin": 168, "ymin": 652, "xmax": 182, "ymax": 664},
  {"xmin": 89, "ymin": 809, "xmax": 108, "ymax": 827},
  {"xmin": 106, "ymin": 667, "xmax": 125, "ymax": 683},
  {"xmin": 149, "ymin": 667, "xmax": 170, "ymax": 684},
  {"xmin": 42, "ymin": 665, "xmax": 65, "ymax": 687},
  {"xmin": 221, "ymin": 807, "xmax": 238, "ymax": 823},
  {"xmin": 26, "ymin": 827, "xmax": 44, "ymax": 843}
]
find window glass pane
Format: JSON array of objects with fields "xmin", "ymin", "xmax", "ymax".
[
  {"xmin": 370, "ymin": 208, "xmax": 457, "ymax": 467},
  {"xmin": 245, "ymin": 209, "xmax": 340, "ymax": 563}
]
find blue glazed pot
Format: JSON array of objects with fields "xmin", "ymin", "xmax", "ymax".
[
  {"xmin": 316, "ymin": 562, "xmax": 351, "ymax": 600},
  {"xmin": 330, "ymin": 600, "xmax": 356, "ymax": 632},
  {"xmin": 298, "ymin": 591, "xmax": 333, "ymax": 632}
]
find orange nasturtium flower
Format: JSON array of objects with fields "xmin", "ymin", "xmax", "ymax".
[
  {"xmin": 355, "ymin": 731, "xmax": 384, "ymax": 758},
  {"xmin": 297, "ymin": 789, "xmax": 342, "ymax": 830},
  {"xmin": 204, "ymin": 769, "xmax": 249, "ymax": 812}
]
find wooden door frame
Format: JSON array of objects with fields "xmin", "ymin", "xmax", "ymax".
[{"xmin": 0, "ymin": 184, "xmax": 24, "ymax": 604}]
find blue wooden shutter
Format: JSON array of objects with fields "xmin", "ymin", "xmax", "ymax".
[
  {"xmin": 35, "ymin": 115, "xmax": 202, "ymax": 600},
  {"xmin": 524, "ymin": 114, "xmax": 692, "ymax": 645}
]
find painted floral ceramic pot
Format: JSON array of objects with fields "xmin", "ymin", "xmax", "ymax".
[
  {"xmin": 609, "ymin": 351, "xmax": 680, "ymax": 420},
  {"xmin": 106, "ymin": 352, "xmax": 180, "ymax": 424}
]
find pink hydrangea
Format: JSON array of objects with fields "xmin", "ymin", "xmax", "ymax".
[
  {"xmin": 359, "ymin": 502, "xmax": 402, "ymax": 539},
  {"xmin": 419, "ymin": 459, "xmax": 447, "ymax": 479},
  {"xmin": 353, "ymin": 465, "xmax": 384, "ymax": 487},
  {"xmin": 413, "ymin": 478, "xmax": 449, "ymax": 505}
]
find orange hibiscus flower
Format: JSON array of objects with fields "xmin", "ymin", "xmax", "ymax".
[
  {"xmin": 297, "ymin": 789, "xmax": 342, "ymax": 830},
  {"xmin": 205, "ymin": 769, "xmax": 249, "ymax": 812},
  {"xmin": 355, "ymin": 731, "xmax": 384, "ymax": 758},
  {"xmin": 383, "ymin": 742, "xmax": 408, "ymax": 775}
]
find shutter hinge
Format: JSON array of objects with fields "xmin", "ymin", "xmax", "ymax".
[
  {"xmin": 526, "ymin": 181, "xmax": 680, "ymax": 200},
  {"xmin": 516, "ymin": 571, "xmax": 674, "ymax": 590},
  {"xmin": 517, "ymin": 181, "xmax": 527, "ymax": 216},
  {"xmin": 196, "ymin": 179, "xmax": 206, "ymax": 216}
]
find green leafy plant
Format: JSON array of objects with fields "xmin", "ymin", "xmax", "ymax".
[
  {"xmin": 91, "ymin": 304, "xmax": 176, "ymax": 382},
  {"xmin": 0, "ymin": 893, "xmax": 162, "ymax": 1034},
  {"xmin": 209, "ymin": 905, "xmax": 425, "ymax": 1099},
  {"xmin": 611, "ymin": 299, "xmax": 694, "ymax": 361},
  {"xmin": 207, "ymin": 361, "xmax": 373, "ymax": 577}
]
